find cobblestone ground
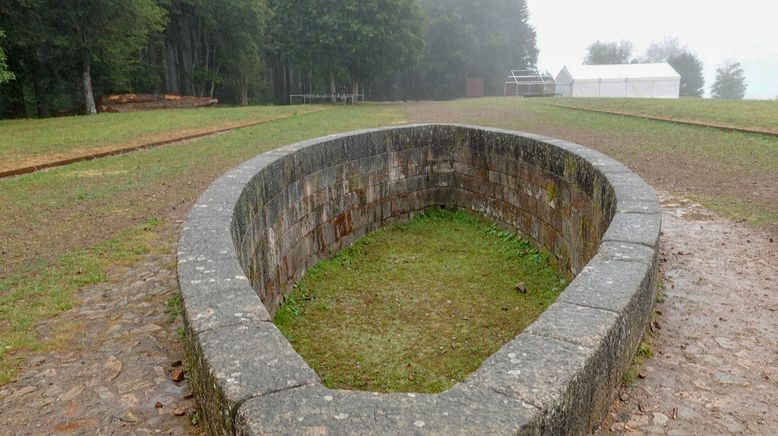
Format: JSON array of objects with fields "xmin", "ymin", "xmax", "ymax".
[
  {"xmin": 598, "ymin": 194, "xmax": 778, "ymax": 435},
  {"xmin": 0, "ymin": 223, "xmax": 200, "ymax": 435}
]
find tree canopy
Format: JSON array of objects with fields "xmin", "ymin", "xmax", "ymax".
[
  {"xmin": 584, "ymin": 40, "xmax": 633, "ymax": 65},
  {"xmin": 0, "ymin": 30, "xmax": 13, "ymax": 84},
  {"xmin": 642, "ymin": 37, "xmax": 684, "ymax": 63},
  {"xmin": 637, "ymin": 38, "xmax": 705, "ymax": 98},
  {"xmin": 711, "ymin": 61, "xmax": 747, "ymax": 100},
  {"xmin": 415, "ymin": 0, "xmax": 537, "ymax": 99},
  {"xmin": 1, "ymin": 0, "xmax": 538, "ymax": 117},
  {"xmin": 668, "ymin": 52, "xmax": 705, "ymax": 97},
  {"xmin": 53, "ymin": 0, "xmax": 167, "ymax": 113}
]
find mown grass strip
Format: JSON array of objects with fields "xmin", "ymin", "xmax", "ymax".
[
  {"xmin": 0, "ymin": 109, "xmax": 324, "ymax": 179},
  {"xmin": 540, "ymin": 102, "xmax": 778, "ymax": 138},
  {"xmin": 536, "ymin": 97, "xmax": 778, "ymax": 134},
  {"xmin": 0, "ymin": 105, "xmax": 326, "ymax": 163}
]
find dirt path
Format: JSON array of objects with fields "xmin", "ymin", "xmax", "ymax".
[
  {"xmin": 597, "ymin": 193, "xmax": 778, "ymax": 434},
  {"xmin": 0, "ymin": 222, "xmax": 201, "ymax": 435}
]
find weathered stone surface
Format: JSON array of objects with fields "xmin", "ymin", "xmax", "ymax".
[
  {"xmin": 597, "ymin": 241, "xmax": 656, "ymax": 264},
  {"xmin": 464, "ymin": 332, "xmax": 598, "ymax": 434},
  {"xmin": 177, "ymin": 124, "xmax": 661, "ymax": 435},
  {"xmin": 236, "ymin": 384, "xmax": 540, "ymax": 436},
  {"xmin": 186, "ymin": 322, "xmax": 318, "ymax": 435},
  {"xmin": 602, "ymin": 212, "xmax": 662, "ymax": 248},
  {"xmin": 526, "ymin": 302, "xmax": 619, "ymax": 349},
  {"xmin": 558, "ymin": 255, "xmax": 654, "ymax": 314},
  {"xmin": 183, "ymin": 284, "xmax": 271, "ymax": 334}
]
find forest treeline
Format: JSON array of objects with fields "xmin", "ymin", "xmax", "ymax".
[{"xmin": 0, "ymin": 0, "xmax": 537, "ymax": 118}]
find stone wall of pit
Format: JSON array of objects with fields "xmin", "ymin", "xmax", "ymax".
[{"xmin": 177, "ymin": 124, "xmax": 661, "ymax": 435}]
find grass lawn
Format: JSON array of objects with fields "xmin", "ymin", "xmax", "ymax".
[
  {"xmin": 2, "ymin": 97, "xmax": 777, "ymax": 385},
  {"xmin": 539, "ymin": 97, "xmax": 778, "ymax": 133},
  {"xmin": 274, "ymin": 209, "xmax": 565, "ymax": 393},
  {"xmin": 0, "ymin": 104, "xmax": 327, "ymax": 171},
  {"xmin": 0, "ymin": 104, "xmax": 405, "ymax": 383},
  {"xmin": 407, "ymin": 98, "xmax": 778, "ymax": 230}
]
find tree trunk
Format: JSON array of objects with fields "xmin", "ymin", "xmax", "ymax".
[
  {"xmin": 32, "ymin": 50, "xmax": 50, "ymax": 117},
  {"xmin": 283, "ymin": 62, "xmax": 290, "ymax": 102},
  {"xmin": 32, "ymin": 72, "xmax": 49, "ymax": 118},
  {"xmin": 163, "ymin": 38, "xmax": 180, "ymax": 95},
  {"xmin": 240, "ymin": 76, "xmax": 249, "ymax": 106},
  {"xmin": 209, "ymin": 62, "xmax": 218, "ymax": 98},
  {"xmin": 351, "ymin": 80, "xmax": 359, "ymax": 104},
  {"xmin": 82, "ymin": 51, "xmax": 97, "ymax": 115},
  {"xmin": 329, "ymin": 71, "xmax": 336, "ymax": 103}
]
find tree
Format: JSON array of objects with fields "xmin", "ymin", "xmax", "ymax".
[
  {"xmin": 584, "ymin": 40, "xmax": 633, "ymax": 65},
  {"xmin": 51, "ymin": 0, "xmax": 167, "ymax": 114},
  {"xmin": 161, "ymin": 0, "xmax": 269, "ymax": 104},
  {"xmin": 0, "ymin": 30, "xmax": 14, "ymax": 84},
  {"xmin": 207, "ymin": 0, "xmax": 269, "ymax": 105},
  {"xmin": 668, "ymin": 52, "xmax": 704, "ymax": 97},
  {"xmin": 338, "ymin": 0, "xmax": 425, "ymax": 95},
  {"xmin": 271, "ymin": 0, "xmax": 423, "ymax": 99},
  {"xmin": 270, "ymin": 0, "xmax": 348, "ymax": 102},
  {"xmin": 642, "ymin": 37, "xmax": 684, "ymax": 63},
  {"xmin": 711, "ymin": 61, "xmax": 747, "ymax": 100},
  {"xmin": 416, "ymin": 0, "xmax": 538, "ymax": 99}
]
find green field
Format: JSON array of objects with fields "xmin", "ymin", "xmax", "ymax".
[
  {"xmin": 275, "ymin": 210, "xmax": 565, "ymax": 393},
  {"xmin": 541, "ymin": 97, "xmax": 778, "ymax": 133},
  {"xmin": 1, "ymin": 97, "xmax": 777, "ymax": 384},
  {"xmin": 0, "ymin": 104, "xmax": 325, "ymax": 171},
  {"xmin": 0, "ymin": 104, "xmax": 404, "ymax": 383},
  {"xmin": 409, "ymin": 98, "xmax": 778, "ymax": 228}
]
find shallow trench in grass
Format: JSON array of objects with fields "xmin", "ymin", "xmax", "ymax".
[{"xmin": 273, "ymin": 208, "xmax": 568, "ymax": 393}]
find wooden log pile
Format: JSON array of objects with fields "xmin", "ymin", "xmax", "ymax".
[{"xmin": 97, "ymin": 94, "xmax": 218, "ymax": 112}]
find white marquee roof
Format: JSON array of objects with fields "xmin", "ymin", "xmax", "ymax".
[{"xmin": 559, "ymin": 63, "xmax": 681, "ymax": 81}]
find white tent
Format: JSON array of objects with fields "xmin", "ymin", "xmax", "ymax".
[{"xmin": 555, "ymin": 63, "xmax": 681, "ymax": 99}]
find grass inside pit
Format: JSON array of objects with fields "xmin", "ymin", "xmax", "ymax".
[{"xmin": 274, "ymin": 208, "xmax": 566, "ymax": 393}]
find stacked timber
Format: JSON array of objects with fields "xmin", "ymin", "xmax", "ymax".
[{"xmin": 97, "ymin": 94, "xmax": 218, "ymax": 112}]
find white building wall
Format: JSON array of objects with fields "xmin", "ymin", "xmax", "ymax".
[
  {"xmin": 556, "ymin": 64, "xmax": 681, "ymax": 99},
  {"xmin": 626, "ymin": 79, "xmax": 653, "ymax": 98},
  {"xmin": 650, "ymin": 78, "xmax": 681, "ymax": 99},
  {"xmin": 569, "ymin": 78, "xmax": 680, "ymax": 99},
  {"xmin": 599, "ymin": 80, "xmax": 626, "ymax": 97},
  {"xmin": 572, "ymin": 81, "xmax": 599, "ymax": 97}
]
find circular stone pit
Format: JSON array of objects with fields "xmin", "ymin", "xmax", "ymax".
[{"xmin": 176, "ymin": 124, "xmax": 661, "ymax": 435}]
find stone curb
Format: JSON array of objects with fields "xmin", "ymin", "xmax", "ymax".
[{"xmin": 177, "ymin": 124, "xmax": 660, "ymax": 435}]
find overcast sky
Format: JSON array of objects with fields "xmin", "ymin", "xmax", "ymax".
[{"xmin": 526, "ymin": 0, "xmax": 778, "ymax": 99}]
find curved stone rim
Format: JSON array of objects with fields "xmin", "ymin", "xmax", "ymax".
[{"xmin": 176, "ymin": 124, "xmax": 660, "ymax": 435}]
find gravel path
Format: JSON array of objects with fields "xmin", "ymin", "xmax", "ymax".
[
  {"xmin": 0, "ymin": 223, "xmax": 200, "ymax": 435},
  {"xmin": 0, "ymin": 193, "xmax": 775, "ymax": 435},
  {"xmin": 598, "ymin": 193, "xmax": 778, "ymax": 434}
]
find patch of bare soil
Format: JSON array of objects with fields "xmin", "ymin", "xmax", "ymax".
[
  {"xmin": 0, "ymin": 223, "xmax": 201, "ymax": 435},
  {"xmin": 596, "ymin": 193, "xmax": 778, "ymax": 434}
]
